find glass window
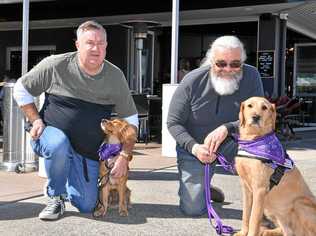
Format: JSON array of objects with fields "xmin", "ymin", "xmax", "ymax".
[{"xmin": 294, "ymin": 43, "xmax": 316, "ymax": 97}]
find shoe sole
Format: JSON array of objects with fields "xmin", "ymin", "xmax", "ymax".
[
  {"xmin": 39, "ymin": 211, "xmax": 64, "ymax": 221},
  {"xmin": 38, "ymin": 206, "xmax": 65, "ymax": 221},
  {"xmin": 210, "ymin": 186, "xmax": 225, "ymax": 203}
]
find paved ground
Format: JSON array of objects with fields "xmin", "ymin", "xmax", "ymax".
[{"xmin": 0, "ymin": 132, "xmax": 315, "ymax": 236}]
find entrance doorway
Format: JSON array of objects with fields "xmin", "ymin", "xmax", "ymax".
[{"xmin": 6, "ymin": 45, "xmax": 56, "ymax": 77}]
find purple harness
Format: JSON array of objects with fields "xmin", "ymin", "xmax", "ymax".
[
  {"xmin": 98, "ymin": 143, "xmax": 122, "ymax": 161},
  {"xmin": 204, "ymin": 132, "xmax": 293, "ymax": 235}
]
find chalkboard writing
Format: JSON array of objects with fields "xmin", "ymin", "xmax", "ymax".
[{"xmin": 257, "ymin": 51, "xmax": 274, "ymax": 78}]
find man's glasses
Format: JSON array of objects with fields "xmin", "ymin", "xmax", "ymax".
[{"xmin": 214, "ymin": 60, "xmax": 242, "ymax": 69}]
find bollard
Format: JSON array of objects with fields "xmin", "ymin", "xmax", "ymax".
[{"xmin": 0, "ymin": 82, "xmax": 38, "ymax": 173}]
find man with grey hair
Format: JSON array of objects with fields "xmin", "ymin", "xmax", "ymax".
[
  {"xmin": 167, "ymin": 35, "xmax": 264, "ymax": 216},
  {"xmin": 13, "ymin": 20, "xmax": 138, "ymax": 220}
]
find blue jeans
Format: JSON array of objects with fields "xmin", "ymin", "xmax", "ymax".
[
  {"xmin": 31, "ymin": 126, "xmax": 99, "ymax": 213},
  {"xmin": 176, "ymin": 136, "xmax": 237, "ymax": 216}
]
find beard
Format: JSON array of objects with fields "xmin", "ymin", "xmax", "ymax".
[{"xmin": 210, "ymin": 70, "xmax": 243, "ymax": 95}]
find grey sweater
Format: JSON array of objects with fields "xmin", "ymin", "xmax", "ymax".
[{"xmin": 167, "ymin": 64, "xmax": 264, "ymax": 153}]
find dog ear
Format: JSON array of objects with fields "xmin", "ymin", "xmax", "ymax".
[
  {"xmin": 101, "ymin": 119, "xmax": 111, "ymax": 131},
  {"xmin": 104, "ymin": 121, "xmax": 114, "ymax": 134},
  {"xmin": 239, "ymin": 102, "xmax": 245, "ymax": 127},
  {"xmin": 121, "ymin": 124, "xmax": 137, "ymax": 144},
  {"xmin": 270, "ymin": 103, "xmax": 277, "ymax": 130}
]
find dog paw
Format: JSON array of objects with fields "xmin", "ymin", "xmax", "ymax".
[
  {"xmin": 93, "ymin": 207, "xmax": 107, "ymax": 218},
  {"xmin": 119, "ymin": 209, "xmax": 128, "ymax": 216},
  {"xmin": 233, "ymin": 231, "xmax": 246, "ymax": 236},
  {"xmin": 93, "ymin": 210, "xmax": 104, "ymax": 218},
  {"xmin": 260, "ymin": 227, "xmax": 283, "ymax": 236}
]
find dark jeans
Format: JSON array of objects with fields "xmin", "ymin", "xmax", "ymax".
[{"xmin": 176, "ymin": 136, "xmax": 237, "ymax": 216}]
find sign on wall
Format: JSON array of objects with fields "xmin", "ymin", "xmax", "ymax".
[{"xmin": 257, "ymin": 50, "xmax": 275, "ymax": 78}]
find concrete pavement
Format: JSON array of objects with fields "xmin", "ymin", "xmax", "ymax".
[{"xmin": 0, "ymin": 132, "xmax": 315, "ymax": 236}]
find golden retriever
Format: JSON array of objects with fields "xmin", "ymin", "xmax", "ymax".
[
  {"xmin": 234, "ymin": 97, "xmax": 316, "ymax": 236},
  {"xmin": 93, "ymin": 119, "xmax": 137, "ymax": 217}
]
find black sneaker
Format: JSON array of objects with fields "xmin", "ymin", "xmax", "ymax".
[
  {"xmin": 39, "ymin": 196, "xmax": 65, "ymax": 220},
  {"xmin": 210, "ymin": 186, "xmax": 225, "ymax": 203}
]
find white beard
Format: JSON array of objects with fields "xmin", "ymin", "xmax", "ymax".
[{"xmin": 210, "ymin": 70, "xmax": 243, "ymax": 95}]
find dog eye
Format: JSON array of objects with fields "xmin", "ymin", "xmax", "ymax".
[
  {"xmin": 262, "ymin": 105, "xmax": 267, "ymax": 110},
  {"xmin": 247, "ymin": 104, "xmax": 253, "ymax": 108}
]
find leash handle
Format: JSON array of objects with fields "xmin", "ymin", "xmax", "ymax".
[{"xmin": 205, "ymin": 164, "xmax": 234, "ymax": 235}]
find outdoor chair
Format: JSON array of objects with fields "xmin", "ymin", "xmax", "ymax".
[{"xmin": 132, "ymin": 94, "xmax": 150, "ymax": 144}]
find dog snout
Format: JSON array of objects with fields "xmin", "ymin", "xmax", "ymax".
[{"xmin": 252, "ymin": 115, "xmax": 260, "ymax": 123}]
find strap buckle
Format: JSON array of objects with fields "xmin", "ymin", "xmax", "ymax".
[{"xmin": 269, "ymin": 166, "xmax": 286, "ymax": 189}]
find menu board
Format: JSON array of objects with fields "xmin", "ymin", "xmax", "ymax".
[{"xmin": 257, "ymin": 50, "xmax": 275, "ymax": 78}]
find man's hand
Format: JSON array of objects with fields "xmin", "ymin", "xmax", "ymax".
[
  {"xmin": 110, "ymin": 155, "xmax": 128, "ymax": 178},
  {"xmin": 192, "ymin": 144, "xmax": 217, "ymax": 164},
  {"xmin": 30, "ymin": 118, "xmax": 45, "ymax": 140},
  {"xmin": 204, "ymin": 125, "xmax": 228, "ymax": 155}
]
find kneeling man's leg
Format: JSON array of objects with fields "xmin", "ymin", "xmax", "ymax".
[
  {"xmin": 176, "ymin": 146, "xmax": 215, "ymax": 216},
  {"xmin": 66, "ymin": 153, "xmax": 99, "ymax": 213}
]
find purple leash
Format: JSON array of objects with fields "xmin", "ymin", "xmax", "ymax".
[{"xmin": 204, "ymin": 153, "xmax": 235, "ymax": 235}]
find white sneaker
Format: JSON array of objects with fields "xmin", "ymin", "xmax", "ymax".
[{"xmin": 38, "ymin": 196, "xmax": 65, "ymax": 220}]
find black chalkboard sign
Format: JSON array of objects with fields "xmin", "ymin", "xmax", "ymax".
[{"xmin": 257, "ymin": 51, "xmax": 275, "ymax": 78}]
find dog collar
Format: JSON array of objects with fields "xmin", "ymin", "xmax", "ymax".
[{"xmin": 98, "ymin": 143, "xmax": 122, "ymax": 161}]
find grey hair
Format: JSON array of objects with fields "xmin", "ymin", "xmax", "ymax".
[
  {"xmin": 76, "ymin": 20, "xmax": 107, "ymax": 41},
  {"xmin": 201, "ymin": 36, "xmax": 247, "ymax": 67}
]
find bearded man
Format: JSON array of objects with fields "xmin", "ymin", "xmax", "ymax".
[{"xmin": 167, "ymin": 36, "xmax": 264, "ymax": 216}]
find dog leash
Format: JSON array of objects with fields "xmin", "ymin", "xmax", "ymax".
[
  {"xmin": 204, "ymin": 153, "xmax": 235, "ymax": 235},
  {"xmin": 93, "ymin": 167, "xmax": 111, "ymax": 216}
]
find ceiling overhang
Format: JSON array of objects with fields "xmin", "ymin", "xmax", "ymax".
[{"xmin": 0, "ymin": 1, "xmax": 315, "ymax": 39}]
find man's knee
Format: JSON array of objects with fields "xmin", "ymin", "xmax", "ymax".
[
  {"xmin": 179, "ymin": 200, "xmax": 206, "ymax": 216},
  {"xmin": 178, "ymin": 187, "xmax": 206, "ymax": 216},
  {"xmin": 72, "ymin": 196, "xmax": 97, "ymax": 213},
  {"xmin": 37, "ymin": 127, "xmax": 71, "ymax": 158}
]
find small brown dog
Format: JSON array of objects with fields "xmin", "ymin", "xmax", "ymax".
[
  {"xmin": 93, "ymin": 119, "xmax": 137, "ymax": 217},
  {"xmin": 234, "ymin": 97, "xmax": 316, "ymax": 236}
]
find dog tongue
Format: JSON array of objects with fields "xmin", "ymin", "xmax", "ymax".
[{"xmin": 98, "ymin": 143, "xmax": 122, "ymax": 160}]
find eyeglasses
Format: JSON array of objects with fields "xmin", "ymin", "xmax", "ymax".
[{"xmin": 214, "ymin": 60, "xmax": 242, "ymax": 69}]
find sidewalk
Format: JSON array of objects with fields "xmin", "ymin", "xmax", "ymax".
[{"xmin": 0, "ymin": 132, "xmax": 315, "ymax": 236}]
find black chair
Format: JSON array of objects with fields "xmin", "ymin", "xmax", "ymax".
[
  {"xmin": 132, "ymin": 94, "xmax": 150, "ymax": 143},
  {"xmin": 148, "ymin": 97, "xmax": 162, "ymax": 143}
]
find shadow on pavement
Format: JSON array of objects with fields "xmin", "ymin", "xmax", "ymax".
[
  {"xmin": 0, "ymin": 201, "xmax": 241, "ymax": 224},
  {"xmin": 129, "ymin": 170, "xmax": 178, "ymax": 181},
  {"xmin": 130, "ymin": 166, "xmax": 236, "ymax": 179},
  {"xmin": 66, "ymin": 202, "xmax": 242, "ymax": 224},
  {"xmin": 0, "ymin": 202, "xmax": 44, "ymax": 220}
]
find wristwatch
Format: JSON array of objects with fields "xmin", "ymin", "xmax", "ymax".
[{"xmin": 119, "ymin": 151, "xmax": 132, "ymax": 161}]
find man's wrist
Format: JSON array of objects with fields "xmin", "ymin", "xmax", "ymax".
[
  {"xmin": 32, "ymin": 118, "xmax": 43, "ymax": 125},
  {"xmin": 191, "ymin": 144, "xmax": 199, "ymax": 156},
  {"xmin": 223, "ymin": 121, "xmax": 238, "ymax": 135}
]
